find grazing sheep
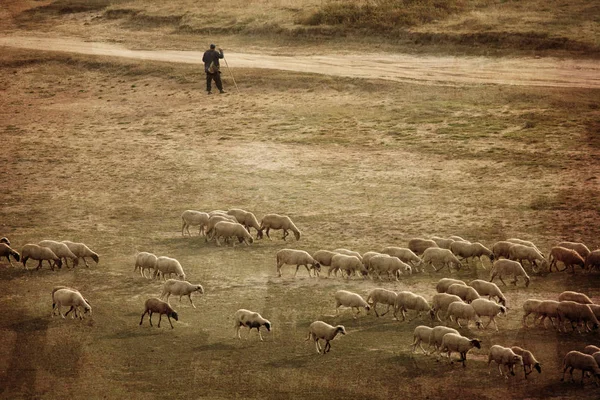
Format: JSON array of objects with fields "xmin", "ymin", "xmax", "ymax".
[
  {"xmin": 436, "ymin": 278, "xmax": 467, "ymax": 293},
  {"xmin": 430, "ymin": 236, "xmax": 455, "ymax": 250},
  {"xmin": 470, "ymin": 298, "xmax": 507, "ymax": 331},
  {"xmin": 52, "ymin": 288, "xmax": 92, "ymax": 319},
  {"xmin": 213, "ymin": 221, "xmax": 254, "ymax": 247},
  {"xmin": 38, "ymin": 240, "xmax": 79, "ymax": 268},
  {"xmin": 181, "ymin": 210, "xmax": 210, "ymax": 236},
  {"xmin": 489, "ymin": 259, "xmax": 530, "ymax": 287},
  {"xmin": 334, "ymin": 290, "xmax": 371, "ymax": 319},
  {"xmin": 445, "ymin": 302, "xmax": 483, "ymax": 329},
  {"xmin": 408, "ymin": 238, "xmax": 439, "ymax": 255},
  {"xmin": 329, "ymin": 254, "xmax": 366, "ymax": 279},
  {"xmin": 51, "ymin": 286, "xmax": 87, "ymax": 318},
  {"xmin": 558, "ymin": 291, "xmax": 594, "ymax": 305},
  {"xmin": 488, "ymin": 345, "xmax": 524, "ymax": 378},
  {"xmin": 259, "ymin": 213, "xmax": 301, "ymax": 241},
  {"xmin": 536, "ymin": 300, "xmax": 561, "ymax": 329},
  {"xmin": 381, "ymin": 247, "xmax": 423, "ymax": 272},
  {"xmin": 204, "ymin": 214, "xmax": 238, "ymax": 242},
  {"xmin": 227, "ymin": 208, "xmax": 262, "ymax": 237},
  {"xmin": 557, "ymin": 301, "xmax": 600, "ymax": 333},
  {"xmin": 431, "ymin": 293, "xmax": 463, "ymax": 322},
  {"xmin": 508, "ymin": 244, "xmax": 547, "ymax": 272},
  {"xmin": 305, "ymin": 321, "xmax": 346, "ymax": 354},
  {"xmin": 61, "ymin": 240, "xmax": 99, "ymax": 267},
  {"xmin": 583, "ymin": 345, "xmax": 600, "ymax": 355},
  {"xmin": 422, "ymin": 248, "xmax": 463, "ymax": 272},
  {"xmin": 394, "ymin": 291, "xmax": 434, "ymax": 322},
  {"xmin": 134, "ymin": 251, "xmax": 158, "ymax": 278},
  {"xmin": 234, "ymin": 309, "xmax": 271, "ymax": 341},
  {"xmin": 276, "ymin": 249, "xmax": 321, "ymax": 278},
  {"xmin": 549, "ymin": 246, "xmax": 585, "ymax": 273},
  {"xmin": 492, "ymin": 241, "xmax": 515, "ymax": 260},
  {"xmin": 153, "ymin": 256, "xmax": 186, "ymax": 280},
  {"xmin": 446, "ymin": 283, "xmax": 480, "ymax": 304},
  {"xmin": 21, "ymin": 244, "xmax": 62, "ymax": 271},
  {"xmin": 160, "ymin": 279, "xmax": 204, "ymax": 308},
  {"xmin": 557, "ymin": 241, "xmax": 591, "ymax": 259},
  {"xmin": 368, "ymin": 254, "xmax": 411, "ymax": 280},
  {"xmin": 428, "ymin": 326, "xmax": 459, "ymax": 357},
  {"xmin": 511, "ymin": 346, "xmax": 541, "ymax": 378},
  {"xmin": 506, "ymin": 238, "xmax": 542, "ymax": 254},
  {"xmin": 440, "ymin": 333, "xmax": 482, "ymax": 367},
  {"xmin": 412, "ymin": 325, "xmax": 434, "ymax": 354},
  {"xmin": 366, "ymin": 288, "xmax": 397, "ymax": 317},
  {"xmin": 561, "ymin": 351, "xmax": 600, "ymax": 385},
  {"xmin": 584, "ymin": 250, "xmax": 600, "ymax": 272},
  {"xmin": 468, "ymin": 280, "xmax": 507, "ymax": 306},
  {"xmin": 522, "ymin": 299, "xmax": 543, "ymax": 328},
  {"xmin": 0, "ymin": 243, "xmax": 20, "ymax": 266},
  {"xmin": 312, "ymin": 250, "xmax": 338, "ymax": 267},
  {"xmin": 450, "ymin": 241, "xmax": 495, "ymax": 268},
  {"xmin": 139, "ymin": 298, "xmax": 178, "ymax": 329}
]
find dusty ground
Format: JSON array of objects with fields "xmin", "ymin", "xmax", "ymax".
[{"xmin": 1, "ymin": 4, "xmax": 600, "ymax": 399}]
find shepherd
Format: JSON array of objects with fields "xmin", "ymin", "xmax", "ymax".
[{"xmin": 202, "ymin": 43, "xmax": 225, "ymax": 95}]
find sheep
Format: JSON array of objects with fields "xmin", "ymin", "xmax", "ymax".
[
  {"xmin": 468, "ymin": 280, "xmax": 507, "ymax": 306},
  {"xmin": 213, "ymin": 221, "xmax": 254, "ymax": 247},
  {"xmin": 276, "ymin": 249, "xmax": 321, "ymax": 278},
  {"xmin": 312, "ymin": 250, "xmax": 339, "ymax": 268},
  {"xmin": 449, "ymin": 241, "xmax": 495, "ymax": 268},
  {"xmin": 368, "ymin": 254, "xmax": 411, "ymax": 280},
  {"xmin": 0, "ymin": 243, "xmax": 20, "ymax": 266},
  {"xmin": 510, "ymin": 346, "xmax": 541, "ymax": 378},
  {"xmin": 139, "ymin": 298, "xmax": 178, "ymax": 329},
  {"xmin": 381, "ymin": 247, "xmax": 423, "ymax": 272},
  {"xmin": 430, "ymin": 236, "xmax": 455, "ymax": 249},
  {"xmin": 61, "ymin": 240, "xmax": 99, "ymax": 268},
  {"xmin": 412, "ymin": 325, "xmax": 434, "ymax": 354},
  {"xmin": 431, "ymin": 293, "xmax": 463, "ymax": 322},
  {"xmin": 394, "ymin": 291, "xmax": 434, "ymax": 322},
  {"xmin": 181, "ymin": 210, "xmax": 210, "ymax": 236},
  {"xmin": 535, "ymin": 300, "xmax": 561, "ymax": 329},
  {"xmin": 508, "ymin": 244, "xmax": 547, "ymax": 272},
  {"xmin": 361, "ymin": 251, "xmax": 384, "ymax": 268},
  {"xmin": 305, "ymin": 321, "xmax": 346, "ymax": 354},
  {"xmin": 584, "ymin": 250, "xmax": 600, "ymax": 272},
  {"xmin": 439, "ymin": 333, "xmax": 482, "ymax": 367},
  {"xmin": 134, "ymin": 251, "xmax": 158, "ymax": 278},
  {"xmin": 583, "ymin": 345, "xmax": 600, "ymax": 355},
  {"xmin": 488, "ymin": 345, "xmax": 524, "ymax": 378},
  {"xmin": 506, "ymin": 238, "xmax": 542, "ymax": 254},
  {"xmin": 422, "ymin": 247, "xmax": 463, "ymax": 272},
  {"xmin": 408, "ymin": 238, "xmax": 439, "ymax": 255},
  {"xmin": 21, "ymin": 244, "xmax": 62, "ymax": 271},
  {"xmin": 446, "ymin": 283, "xmax": 480, "ymax": 304},
  {"xmin": 52, "ymin": 288, "xmax": 91, "ymax": 319},
  {"xmin": 556, "ymin": 241, "xmax": 591, "ymax": 259},
  {"xmin": 561, "ymin": 350, "xmax": 600, "ymax": 385},
  {"xmin": 227, "ymin": 208, "xmax": 262, "ymax": 237},
  {"xmin": 204, "ymin": 214, "xmax": 238, "ymax": 242},
  {"xmin": 556, "ymin": 301, "xmax": 600, "ymax": 333},
  {"xmin": 428, "ymin": 326, "xmax": 459, "ymax": 357},
  {"xmin": 470, "ymin": 298, "xmax": 507, "ymax": 331},
  {"xmin": 38, "ymin": 240, "xmax": 79, "ymax": 268},
  {"xmin": 328, "ymin": 254, "xmax": 366, "ymax": 279},
  {"xmin": 489, "ymin": 259, "xmax": 530, "ymax": 287},
  {"xmin": 549, "ymin": 246, "xmax": 586, "ymax": 273},
  {"xmin": 558, "ymin": 291, "xmax": 594, "ymax": 305},
  {"xmin": 334, "ymin": 290, "xmax": 371, "ymax": 319},
  {"xmin": 234, "ymin": 309, "xmax": 271, "ymax": 341},
  {"xmin": 153, "ymin": 256, "xmax": 186, "ymax": 280},
  {"xmin": 160, "ymin": 279, "xmax": 204, "ymax": 308},
  {"xmin": 366, "ymin": 288, "xmax": 397, "ymax": 317},
  {"xmin": 492, "ymin": 241, "xmax": 515, "ymax": 260},
  {"xmin": 522, "ymin": 299, "xmax": 543, "ymax": 328},
  {"xmin": 259, "ymin": 213, "xmax": 301, "ymax": 241},
  {"xmin": 445, "ymin": 302, "xmax": 483, "ymax": 329},
  {"xmin": 435, "ymin": 278, "xmax": 467, "ymax": 293},
  {"xmin": 51, "ymin": 286, "xmax": 85, "ymax": 318}
]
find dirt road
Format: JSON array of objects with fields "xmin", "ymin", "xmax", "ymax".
[{"xmin": 1, "ymin": 35, "xmax": 599, "ymax": 88}]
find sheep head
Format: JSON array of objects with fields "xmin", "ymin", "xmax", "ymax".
[
  {"xmin": 170, "ymin": 311, "xmax": 179, "ymax": 321},
  {"xmin": 264, "ymin": 321, "xmax": 272, "ymax": 332},
  {"xmin": 256, "ymin": 230, "xmax": 264, "ymax": 239},
  {"xmin": 195, "ymin": 285, "xmax": 204, "ymax": 294},
  {"xmin": 534, "ymin": 363, "xmax": 542, "ymax": 374},
  {"xmin": 470, "ymin": 339, "xmax": 482, "ymax": 349},
  {"xmin": 294, "ymin": 231, "xmax": 301, "ymax": 241},
  {"xmin": 336, "ymin": 326, "xmax": 346, "ymax": 335}
]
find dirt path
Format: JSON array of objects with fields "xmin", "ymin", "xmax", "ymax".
[{"xmin": 1, "ymin": 35, "xmax": 599, "ymax": 88}]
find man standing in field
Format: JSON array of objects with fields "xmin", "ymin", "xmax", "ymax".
[{"xmin": 202, "ymin": 43, "xmax": 225, "ymax": 95}]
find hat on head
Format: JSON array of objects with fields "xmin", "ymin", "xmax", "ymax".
[{"xmin": 210, "ymin": 44, "xmax": 216, "ymax": 49}]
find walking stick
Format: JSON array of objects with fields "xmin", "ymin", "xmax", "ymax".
[{"xmin": 223, "ymin": 56, "xmax": 239, "ymax": 93}]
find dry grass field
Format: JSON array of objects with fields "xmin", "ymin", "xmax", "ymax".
[{"xmin": 1, "ymin": 1, "xmax": 600, "ymax": 399}]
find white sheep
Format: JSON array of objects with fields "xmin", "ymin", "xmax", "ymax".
[
  {"xmin": 584, "ymin": 250, "xmax": 600, "ymax": 272},
  {"xmin": 21, "ymin": 243, "xmax": 62, "ymax": 270},
  {"xmin": 234, "ymin": 309, "xmax": 271, "ymax": 341},
  {"xmin": 508, "ymin": 244, "xmax": 547, "ymax": 273},
  {"xmin": 445, "ymin": 302, "xmax": 483, "ymax": 329},
  {"xmin": 430, "ymin": 236, "xmax": 455, "ymax": 249},
  {"xmin": 470, "ymin": 298, "xmax": 507, "ymax": 331},
  {"xmin": 535, "ymin": 300, "xmax": 561, "ymax": 329},
  {"xmin": 549, "ymin": 246, "xmax": 586, "ymax": 273},
  {"xmin": 140, "ymin": 298, "xmax": 178, "ymax": 329},
  {"xmin": 394, "ymin": 291, "xmax": 433, "ymax": 322},
  {"xmin": 561, "ymin": 350, "xmax": 600, "ymax": 385},
  {"xmin": 160, "ymin": 279, "xmax": 204, "ymax": 308},
  {"xmin": 153, "ymin": 256, "xmax": 186, "ymax": 280},
  {"xmin": 204, "ymin": 214, "xmax": 238, "ymax": 242},
  {"xmin": 305, "ymin": 321, "xmax": 346, "ymax": 354},
  {"xmin": 181, "ymin": 210, "xmax": 210, "ymax": 236},
  {"xmin": 0, "ymin": 243, "xmax": 20, "ymax": 267},
  {"xmin": 489, "ymin": 259, "xmax": 530, "ymax": 287},
  {"xmin": 487, "ymin": 345, "xmax": 523, "ymax": 378},
  {"xmin": 52, "ymin": 288, "xmax": 92, "ymax": 319},
  {"xmin": 522, "ymin": 299, "xmax": 543, "ymax": 328},
  {"xmin": 431, "ymin": 293, "xmax": 464, "ymax": 322},
  {"xmin": 312, "ymin": 250, "xmax": 339, "ymax": 268},
  {"xmin": 510, "ymin": 346, "xmax": 542, "ymax": 378},
  {"xmin": 446, "ymin": 283, "xmax": 480, "ymax": 303},
  {"xmin": 366, "ymin": 288, "xmax": 397, "ymax": 317},
  {"xmin": 213, "ymin": 221, "xmax": 254, "ymax": 247},
  {"xmin": 556, "ymin": 301, "xmax": 600, "ymax": 333},
  {"xmin": 61, "ymin": 240, "xmax": 99, "ymax": 268},
  {"xmin": 334, "ymin": 290, "xmax": 371, "ymax": 318},
  {"xmin": 38, "ymin": 240, "xmax": 79, "ymax": 268},
  {"xmin": 408, "ymin": 238, "xmax": 439, "ymax": 255},
  {"xmin": 468, "ymin": 279, "xmax": 507, "ymax": 306},
  {"xmin": 368, "ymin": 254, "xmax": 411, "ymax": 280},
  {"xmin": 439, "ymin": 333, "xmax": 482, "ymax": 367},
  {"xmin": 558, "ymin": 291, "xmax": 594, "ymax": 305},
  {"xmin": 134, "ymin": 251, "xmax": 158, "ymax": 278},
  {"xmin": 380, "ymin": 247, "xmax": 423, "ymax": 272},
  {"xmin": 450, "ymin": 241, "xmax": 495, "ymax": 269},
  {"xmin": 428, "ymin": 326, "xmax": 459, "ymax": 357},
  {"xmin": 276, "ymin": 249, "xmax": 321, "ymax": 278},
  {"xmin": 422, "ymin": 247, "xmax": 463, "ymax": 272},
  {"xmin": 227, "ymin": 208, "xmax": 262, "ymax": 237},
  {"xmin": 259, "ymin": 213, "xmax": 301, "ymax": 241},
  {"xmin": 435, "ymin": 278, "xmax": 467, "ymax": 293},
  {"xmin": 328, "ymin": 254, "xmax": 366, "ymax": 279},
  {"xmin": 556, "ymin": 241, "xmax": 591, "ymax": 259},
  {"xmin": 412, "ymin": 325, "xmax": 434, "ymax": 354}
]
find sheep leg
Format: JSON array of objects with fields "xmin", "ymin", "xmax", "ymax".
[
  {"xmin": 257, "ymin": 327, "xmax": 264, "ymax": 341},
  {"xmin": 380, "ymin": 304, "xmax": 391, "ymax": 317},
  {"xmin": 353, "ymin": 307, "xmax": 360, "ymax": 319},
  {"xmin": 215, "ymin": 236, "xmax": 222, "ymax": 246},
  {"xmin": 282, "ymin": 230, "xmax": 288, "ymax": 241},
  {"xmin": 456, "ymin": 318, "xmax": 463, "ymax": 328},
  {"xmin": 315, "ymin": 339, "xmax": 321, "ymax": 354},
  {"xmin": 498, "ymin": 276, "xmax": 507, "ymax": 286},
  {"xmin": 149, "ymin": 311, "xmax": 154, "ymax": 327},
  {"xmin": 139, "ymin": 311, "xmax": 148, "ymax": 326},
  {"xmin": 324, "ymin": 341, "xmax": 331, "ymax": 354},
  {"xmin": 157, "ymin": 313, "xmax": 162, "ymax": 328},
  {"xmin": 265, "ymin": 228, "xmax": 272, "ymax": 240},
  {"xmin": 187, "ymin": 295, "xmax": 196, "ymax": 309},
  {"xmin": 294, "ymin": 265, "xmax": 300, "ymax": 277},
  {"xmin": 64, "ymin": 306, "xmax": 76, "ymax": 318},
  {"xmin": 167, "ymin": 315, "xmax": 174, "ymax": 329}
]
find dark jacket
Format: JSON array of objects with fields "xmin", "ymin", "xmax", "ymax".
[{"xmin": 202, "ymin": 49, "xmax": 224, "ymax": 73}]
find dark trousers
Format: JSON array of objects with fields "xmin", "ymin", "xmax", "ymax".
[{"xmin": 206, "ymin": 71, "xmax": 223, "ymax": 92}]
